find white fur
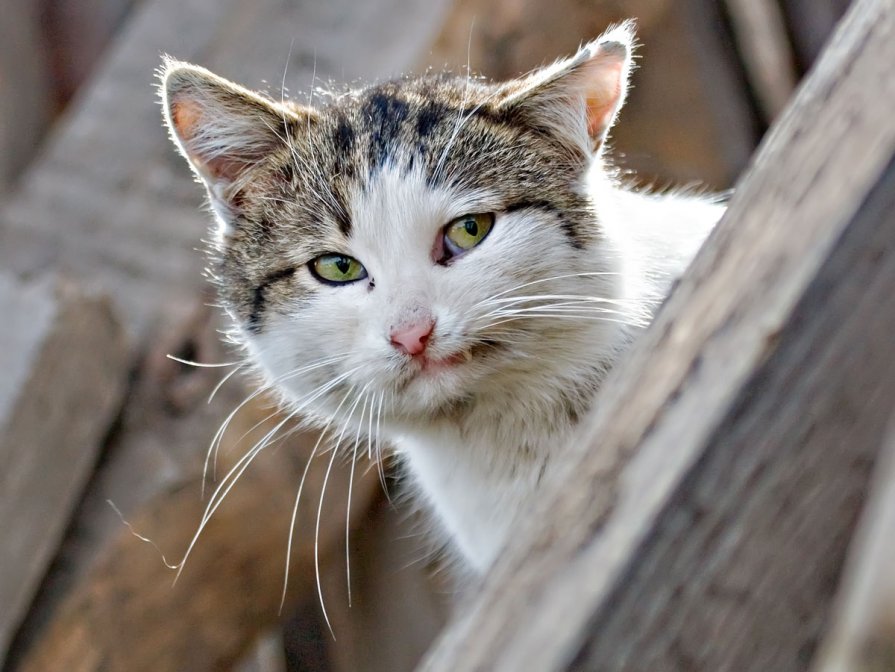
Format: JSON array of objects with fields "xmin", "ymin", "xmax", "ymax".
[{"xmin": 247, "ymin": 158, "xmax": 722, "ymax": 572}]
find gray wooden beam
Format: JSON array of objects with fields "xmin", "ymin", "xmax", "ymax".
[
  {"xmin": 0, "ymin": 274, "xmax": 128, "ymax": 660},
  {"xmin": 419, "ymin": 0, "xmax": 895, "ymax": 669}
]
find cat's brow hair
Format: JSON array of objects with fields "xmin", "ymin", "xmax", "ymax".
[{"xmin": 213, "ymin": 74, "xmax": 598, "ymax": 332}]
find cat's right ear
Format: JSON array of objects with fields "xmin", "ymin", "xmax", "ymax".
[
  {"xmin": 496, "ymin": 22, "xmax": 635, "ymax": 156},
  {"xmin": 160, "ymin": 58, "xmax": 313, "ymax": 232}
]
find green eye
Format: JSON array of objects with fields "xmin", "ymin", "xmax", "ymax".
[
  {"xmin": 443, "ymin": 213, "xmax": 494, "ymax": 257},
  {"xmin": 309, "ymin": 253, "xmax": 368, "ymax": 285}
]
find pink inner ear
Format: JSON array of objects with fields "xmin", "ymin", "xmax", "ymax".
[
  {"xmin": 582, "ymin": 54, "xmax": 626, "ymax": 142},
  {"xmin": 170, "ymin": 95, "xmax": 246, "ymax": 182},
  {"xmin": 170, "ymin": 97, "xmax": 204, "ymax": 145}
]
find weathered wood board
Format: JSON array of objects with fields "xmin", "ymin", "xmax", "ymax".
[
  {"xmin": 0, "ymin": 274, "xmax": 128, "ymax": 660},
  {"xmin": 420, "ymin": 0, "xmax": 895, "ymax": 669}
]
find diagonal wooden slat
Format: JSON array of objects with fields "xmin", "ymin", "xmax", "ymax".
[{"xmin": 419, "ymin": 0, "xmax": 895, "ymax": 669}]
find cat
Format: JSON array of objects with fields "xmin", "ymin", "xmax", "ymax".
[{"xmin": 161, "ymin": 22, "xmax": 723, "ymax": 575}]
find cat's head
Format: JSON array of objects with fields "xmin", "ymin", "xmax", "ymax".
[{"xmin": 161, "ymin": 24, "xmax": 637, "ymax": 428}]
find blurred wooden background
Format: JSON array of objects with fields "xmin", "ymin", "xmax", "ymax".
[{"xmin": 0, "ymin": 1, "xmax": 853, "ymax": 671}]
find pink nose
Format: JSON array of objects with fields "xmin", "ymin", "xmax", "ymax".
[{"xmin": 390, "ymin": 319, "xmax": 435, "ymax": 356}]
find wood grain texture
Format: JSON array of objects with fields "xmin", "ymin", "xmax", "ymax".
[
  {"xmin": 419, "ymin": 0, "xmax": 895, "ymax": 670},
  {"xmin": 812, "ymin": 417, "xmax": 895, "ymax": 672},
  {"xmin": 0, "ymin": 275, "xmax": 128, "ymax": 660}
]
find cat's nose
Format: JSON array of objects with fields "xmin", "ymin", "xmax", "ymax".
[{"xmin": 390, "ymin": 319, "xmax": 435, "ymax": 356}]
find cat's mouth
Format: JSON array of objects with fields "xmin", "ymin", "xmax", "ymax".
[
  {"xmin": 392, "ymin": 339, "xmax": 506, "ymax": 409},
  {"xmin": 417, "ymin": 349, "xmax": 474, "ymax": 375},
  {"xmin": 411, "ymin": 338, "xmax": 503, "ymax": 377}
]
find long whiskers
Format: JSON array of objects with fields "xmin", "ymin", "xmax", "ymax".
[
  {"xmin": 477, "ymin": 292, "xmax": 640, "ymax": 310},
  {"xmin": 207, "ymin": 363, "xmax": 246, "ymax": 403},
  {"xmin": 279, "ymin": 381, "xmax": 357, "ymax": 619},
  {"xmin": 174, "ymin": 407, "xmax": 300, "ymax": 584},
  {"xmin": 469, "ymin": 271, "xmax": 624, "ymax": 311},
  {"xmin": 165, "ymin": 355, "xmax": 243, "ymax": 368},
  {"xmin": 313, "ymin": 382, "xmax": 371, "ymax": 637},
  {"xmin": 202, "ymin": 353, "xmax": 352, "ymax": 495},
  {"xmin": 345, "ymin": 388, "xmax": 373, "ymax": 608},
  {"xmin": 475, "ymin": 297, "xmax": 644, "ymax": 323},
  {"xmin": 483, "ymin": 311, "xmax": 645, "ymax": 331},
  {"xmin": 373, "ymin": 390, "xmax": 391, "ymax": 502},
  {"xmin": 178, "ymin": 362, "xmax": 360, "ymax": 585}
]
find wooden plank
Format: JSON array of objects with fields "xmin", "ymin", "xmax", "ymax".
[
  {"xmin": 812, "ymin": 417, "xmax": 895, "ymax": 672},
  {"xmin": 419, "ymin": 0, "xmax": 895, "ymax": 669},
  {"xmin": 0, "ymin": 274, "xmax": 128, "ymax": 660},
  {"xmin": 724, "ymin": 0, "xmax": 799, "ymax": 120}
]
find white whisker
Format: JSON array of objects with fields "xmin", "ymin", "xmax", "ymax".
[
  {"xmin": 176, "ymin": 408, "xmax": 299, "ymax": 583},
  {"xmin": 314, "ymin": 383, "xmax": 369, "ymax": 638},
  {"xmin": 346, "ymin": 389, "xmax": 372, "ymax": 608},
  {"xmin": 372, "ymin": 391, "xmax": 391, "ymax": 502},
  {"xmin": 469, "ymin": 271, "xmax": 624, "ymax": 310},
  {"xmin": 166, "ymin": 354, "xmax": 242, "ymax": 368},
  {"xmin": 203, "ymin": 353, "xmax": 353, "ymax": 495},
  {"xmin": 484, "ymin": 312, "xmax": 643, "ymax": 330},
  {"xmin": 207, "ymin": 363, "xmax": 246, "ymax": 403},
  {"xmin": 279, "ymin": 384, "xmax": 355, "ymax": 617},
  {"xmin": 202, "ymin": 353, "xmax": 350, "ymax": 490},
  {"xmin": 477, "ymin": 301, "xmax": 636, "ymax": 323}
]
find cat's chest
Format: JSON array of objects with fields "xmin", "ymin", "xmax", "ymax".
[{"xmin": 392, "ymin": 421, "xmax": 564, "ymax": 572}]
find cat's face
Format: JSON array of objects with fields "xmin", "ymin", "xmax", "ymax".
[{"xmin": 163, "ymin": 26, "xmax": 634, "ymax": 427}]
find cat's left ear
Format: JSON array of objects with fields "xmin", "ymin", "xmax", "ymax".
[
  {"xmin": 160, "ymin": 57, "xmax": 315, "ymax": 235},
  {"xmin": 497, "ymin": 22, "xmax": 635, "ymax": 155}
]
